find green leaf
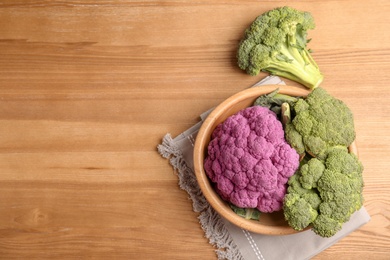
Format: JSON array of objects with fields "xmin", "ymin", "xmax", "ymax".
[{"xmin": 230, "ymin": 204, "xmax": 262, "ymax": 221}]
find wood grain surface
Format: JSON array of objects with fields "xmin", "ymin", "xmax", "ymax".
[{"xmin": 0, "ymin": 1, "xmax": 389, "ymax": 259}]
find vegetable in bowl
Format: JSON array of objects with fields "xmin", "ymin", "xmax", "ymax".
[
  {"xmin": 193, "ymin": 85, "xmax": 363, "ymax": 236},
  {"xmin": 201, "ymin": 86, "xmax": 364, "ymax": 238},
  {"xmin": 284, "ymin": 146, "xmax": 364, "ymax": 237},
  {"xmin": 284, "ymin": 87, "xmax": 356, "ymax": 160},
  {"xmin": 261, "ymin": 87, "xmax": 365, "ymax": 237},
  {"xmin": 204, "ymin": 105, "xmax": 300, "ymax": 213}
]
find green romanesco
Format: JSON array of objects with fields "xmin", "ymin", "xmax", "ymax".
[
  {"xmin": 237, "ymin": 6, "xmax": 323, "ymax": 89},
  {"xmin": 283, "ymin": 148, "xmax": 364, "ymax": 237},
  {"xmin": 285, "ymin": 87, "xmax": 356, "ymax": 160}
]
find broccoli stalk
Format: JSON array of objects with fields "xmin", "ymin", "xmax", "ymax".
[
  {"xmin": 253, "ymin": 88, "xmax": 298, "ymax": 116},
  {"xmin": 237, "ymin": 6, "xmax": 323, "ymax": 89},
  {"xmin": 275, "ymin": 39, "xmax": 323, "ymax": 86},
  {"xmin": 281, "ymin": 102, "xmax": 291, "ymax": 127}
]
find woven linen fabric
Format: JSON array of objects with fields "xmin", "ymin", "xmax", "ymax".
[{"xmin": 157, "ymin": 76, "xmax": 371, "ymax": 260}]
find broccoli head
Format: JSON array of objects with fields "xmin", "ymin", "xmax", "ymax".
[
  {"xmin": 287, "ymin": 172, "xmax": 322, "ymax": 211},
  {"xmin": 316, "ymin": 148, "xmax": 364, "ymax": 228},
  {"xmin": 283, "ymin": 148, "xmax": 364, "ymax": 237},
  {"xmin": 299, "ymin": 157, "xmax": 325, "ymax": 189},
  {"xmin": 312, "ymin": 214, "xmax": 342, "ymax": 238},
  {"xmin": 284, "ymin": 168, "xmax": 321, "ymax": 231},
  {"xmin": 283, "ymin": 193, "xmax": 318, "ymax": 231},
  {"xmin": 237, "ymin": 6, "xmax": 323, "ymax": 89},
  {"xmin": 285, "ymin": 87, "xmax": 356, "ymax": 160}
]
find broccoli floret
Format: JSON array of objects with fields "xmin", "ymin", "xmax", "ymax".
[
  {"xmin": 312, "ymin": 214, "xmax": 342, "ymax": 238},
  {"xmin": 287, "ymin": 172, "xmax": 305, "ymax": 194},
  {"xmin": 283, "ymin": 149, "xmax": 364, "ymax": 237},
  {"xmin": 237, "ymin": 6, "xmax": 323, "ymax": 89},
  {"xmin": 283, "ymin": 193, "xmax": 318, "ymax": 231},
  {"xmin": 285, "ymin": 88, "xmax": 356, "ymax": 160},
  {"xmin": 325, "ymin": 146, "xmax": 364, "ymax": 178},
  {"xmin": 294, "ymin": 98, "xmax": 310, "ymax": 113},
  {"xmin": 301, "ymin": 191, "xmax": 322, "ymax": 210},
  {"xmin": 317, "ymin": 149, "xmax": 364, "ymax": 222},
  {"xmin": 299, "ymin": 158, "xmax": 325, "ymax": 189},
  {"xmin": 284, "ymin": 123, "xmax": 305, "ymax": 155},
  {"xmin": 286, "ymin": 171, "xmax": 322, "ymax": 210}
]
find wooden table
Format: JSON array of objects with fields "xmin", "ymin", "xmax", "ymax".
[{"xmin": 0, "ymin": 1, "xmax": 389, "ymax": 259}]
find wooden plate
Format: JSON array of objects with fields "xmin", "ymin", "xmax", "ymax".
[{"xmin": 193, "ymin": 85, "xmax": 358, "ymax": 235}]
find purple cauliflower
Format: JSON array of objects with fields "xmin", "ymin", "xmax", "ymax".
[{"xmin": 204, "ymin": 106, "xmax": 300, "ymax": 213}]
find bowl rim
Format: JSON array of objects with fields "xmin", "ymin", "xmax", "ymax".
[{"xmin": 193, "ymin": 84, "xmax": 358, "ymax": 235}]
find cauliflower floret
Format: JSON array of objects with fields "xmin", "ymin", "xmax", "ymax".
[{"xmin": 204, "ymin": 106, "xmax": 300, "ymax": 213}]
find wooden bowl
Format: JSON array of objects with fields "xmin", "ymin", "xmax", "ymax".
[{"xmin": 193, "ymin": 85, "xmax": 358, "ymax": 235}]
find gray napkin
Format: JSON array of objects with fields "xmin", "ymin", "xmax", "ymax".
[{"xmin": 158, "ymin": 76, "xmax": 370, "ymax": 260}]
